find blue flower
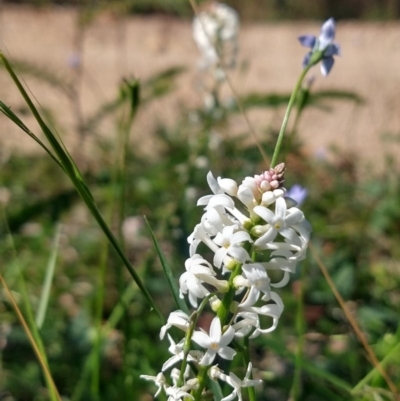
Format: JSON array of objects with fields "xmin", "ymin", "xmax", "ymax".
[
  {"xmin": 298, "ymin": 18, "xmax": 340, "ymax": 76},
  {"xmin": 285, "ymin": 184, "xmax": 308, "ymax": 206}
]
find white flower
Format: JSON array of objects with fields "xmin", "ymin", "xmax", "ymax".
[
  {"xmin": 221, "ymin": 363, "xmax": 263, "ymax": 401},
  {"xmin": 192, "ymin": 316, "xmax": 236, "ymax": 366},
  {"xmin": 213, "ymin": 225, "xmax": 251, "ymax": 269},
  {"xmin": 238, "ymin": 263, "xmax": 271, "ymax": 308},
  {"xmin": 231, "ymin": 311, "xmax": 259, "ymax": 338},
  {"xmin": 165, "ymin": 385, "xmax": 194, "ymax": 401},
  {"xmin": 209, "ymin": 363, "xmax": 262, "ymax": 401},
  {"xmin": 246, "ymin": 292, "xmax": 285, "ymax": 338},
  {"xmin": 140, "ymin": 372, "xmax": 166, "ymax": 397},
  {"xmin": 179, "ymin": 254, "xmax": 215, "ymax": 307},
  {"xmin": 162, "ymin": 335, "xmax": 199, "ymax": 372},
  {"xmin": 160, "ymin": 310, "xmax": 190, "ymax": 340},
  {"xmin": 192, "ymin": 2, "xmax": 239, "ymax": 70},
  {"xmin": 198, "ymin": 171, "xmax": 225, "ymax": 205},
  {"xmin": 261, "ymin": 249, "xmax": 301, "ymax": 274},
  {"xmin": 233, "ymin": 292, "xmax": 284, "ymax": 338},
  {"xmin": 253, "ymin": 197, "xmax": 308, "ymax": 248}
]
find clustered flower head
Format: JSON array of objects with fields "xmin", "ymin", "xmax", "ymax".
[
  {"xmin": 298, "ymin": 17, "xmax": 340, "ymax": 76},
  {"xmin": 142, "ymin": 164, "xmax": 311, "ymax": 400},
  {"xmin": 192, "ymin": 2, "xmax": 239, "ymax": 72}
]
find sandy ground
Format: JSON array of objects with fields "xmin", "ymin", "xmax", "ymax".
[{"xmin": 1, "ymin": 5, "xmax": 400, "ymax": 170}]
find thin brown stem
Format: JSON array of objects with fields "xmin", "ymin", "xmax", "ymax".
[{"xmin": 309, "ymin": 243, "xmax": 398, "ymax": 395}]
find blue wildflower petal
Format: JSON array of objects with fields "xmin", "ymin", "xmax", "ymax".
[
  {"xmin": 324, "ymin": 43, "xmax": 340, "ymax": 57},
  {"xmin": 321, "ymin": 56, "xmax": 334, "ymax": 76},
  {"xmin": 320, "ymin": 18, "xmax": 335, "ymax": 43},
  {"xmin": 286, "ymin": 184, "xmax": 308, "ymax": 206},
  {"xmin": 298, "ymin": 35, "xmax": 316, "ymax": 49},
  {"xmin": 302, "ymin": 51, "xmax": 312, "ymax": 68}
]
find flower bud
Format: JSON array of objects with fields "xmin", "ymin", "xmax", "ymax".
[
  {"xmin": 209, "ymin": 296, "xmax": 221, "ymax": 312},
  {"xmin": 233, "ymin": 275, "xmax": 249, "ymax": 289}
]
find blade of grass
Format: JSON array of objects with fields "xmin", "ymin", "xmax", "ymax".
[
  {"xmin": 0, "ymin": 51, "xmax": 162, "ymax": 320},
  {"xmin": 309, "ymin": 242, "xmax": 398, "ymax": 395},
  {"xmin": 0, "ymin": 101, "xmax": 63, "ymax": 170},
  {"xmin": 144, "ymin": 216, "xmax": 190, "ymax": 315},
  {"xmin": 1, "ymin": 207, "xmax": 58, "ymax": 401},
  {"xmin": 0, "ymin": 273, "xmax": 62, "ymax": 401},
  {"xmin": 353, "ymin": 340, "xmax": 400, "ymax": 393},
  {"xmin": 72, "ymin": 281, "xmax": 137, "ymax": 401},
  {"xmin": 36, "ymin": 224, "xmax": 62, "ymax": 330}
]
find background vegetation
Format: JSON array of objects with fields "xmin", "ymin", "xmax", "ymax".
[{"xmin": 0, "ymin": 2, "xmax": 399, "ymax": 401}]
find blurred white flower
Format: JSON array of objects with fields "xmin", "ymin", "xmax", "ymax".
[{"xmin": 192, "ymin": 2, "xmax": 239, "ymax": 70}]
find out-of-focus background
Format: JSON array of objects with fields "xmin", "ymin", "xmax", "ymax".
[
  {"xmin": 1, "ymin": 2, "xmax": 400, "ymax": 401},
  {"xmin": 1, "ymin": 0, "xmax": 400, "ymax": 166}
]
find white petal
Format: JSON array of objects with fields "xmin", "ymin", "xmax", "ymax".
[
  {"xmin": 208, "ymin": 194, "xmax": 235, "ymax": 210},
  {"xmin": 218, "ymin": 178, "xmax": 238, "ymax": 196},
  {"xmin": 200, "ymin": 348, "xmax": 217, "ymax": 366},
  {"xmin": 219, "ymin": 325, "xmax": 235, "ymax": 346},
  {"xmin": 237, "ymin": 185, "xmax": 255, "ymax": 207},
  {"xmin": 228, "ymin": 246, "xmax": 250, "ymax": 263},
  {"xmin": 285, "ymin": 208, "xmax": 304, "ymax": 225},
  {"xmin": 197, "ymin": 194, "xmax": 213, "ymax": 206},
  {"xmin": 207, "ymin": 171, "xmax": 222, "ymax": 194},
  {"xmin": 231, "ymin": 230, "xmax": 251, "ymax": 245},
  {"xmin": 254, "ymin": 227, "xmax": 277, "ymax": 247},
  {"xmin": 270, "ymin": 271, "xmax": 290, "ymax": 288},
  {"xmin": 239, "ymin": 286, "xmax": 260, "ymax": 308},
  {"xmin": 218, "ymin": 345, "xmax": 236, "ymax": 360},
  {"xmin": 209, "ymin": 316, "xmax": 222, "ymax": 342},
  {"xmin": 253, "ymin": 206, "xmax": 275, "ymax": 224},
  {"xmin": 192, "ymin": 331, "xmax": 211, "ymax": 348},
  {"xmin": 162, "ymin": 354, "xmax": 181, "ymax": 371},
  {"xmin": 274, "ymin": 197, "xmax": 287, "ymax": 219},
  {"xmin": 214, "ymin": 247, "xmax": 228, "ymax": 269}
]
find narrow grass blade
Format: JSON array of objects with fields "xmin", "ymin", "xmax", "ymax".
[
  {"xmin": 0, "ymin": 51, "xmax": 162, "ymax": 320},
  {"xmin": 0, "ymin": 57, "xmax": 73, "ymax": 98},
  {"xmin": 144, "ymin": 216, "xmax": 189, "ymax": 314},
  {"xmin": 352, "ymin": 341, "xmax": 400, "ymax": 393},
  {"xmin": 35, "ymin": 224, "xmax": 61, "ymax": 330},
  {"xmin": 0, "ymin": 274, "xmax": 62, "ymax": 401},
  {"xmin": 0, "ymin": 101, "xmax": 63, "ymax": 169}
]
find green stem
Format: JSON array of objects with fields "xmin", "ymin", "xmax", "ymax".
[
  {"xmin": 243, "ymin": 337, "xmax": 256, "ymax": 401},
  {"xmin": 191, "ymin": 365, "xmax": 209, "ymax": 400},
  {"xmin": 191, "ymin": 263, "xmax": 243, "ymax": 401},
  {"xmin": 179, "ymin": 294, "xmax": 214, "ymax": 386},
  {"xmin": 217, "ymin": 263, "xmax": 242, "ymax": 324},
  {"xmin": 270, "ymin": 65, "xmax": 311, "ymax": 168}
]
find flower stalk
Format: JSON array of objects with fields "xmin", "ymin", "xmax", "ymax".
[{"xmin": 141, "ymin": 14, "xmax": 344, "ymax": 401}]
